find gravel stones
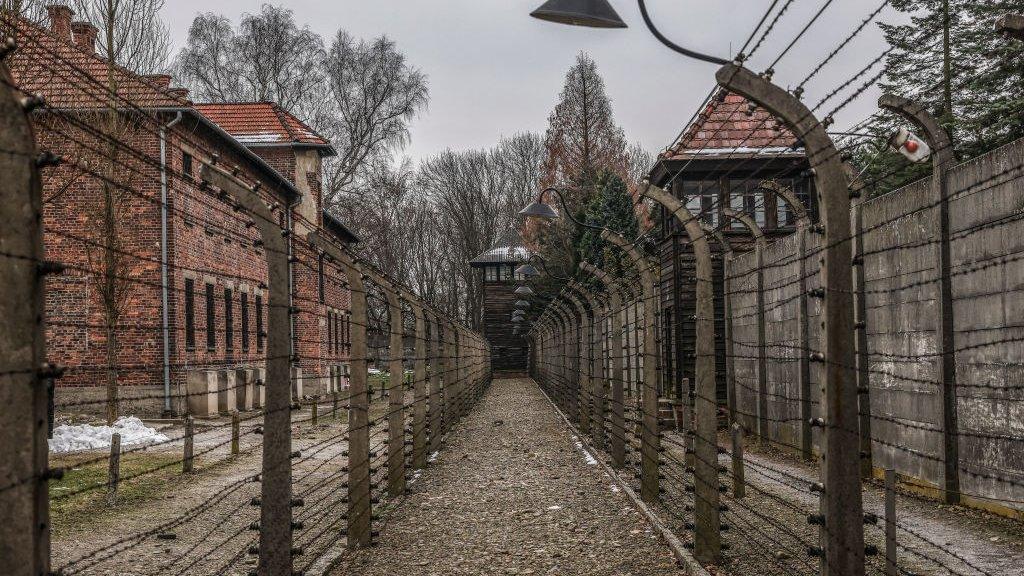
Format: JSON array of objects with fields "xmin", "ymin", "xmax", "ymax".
[{"xmin": 330, "ymin": 378, "xmax": 681, "ymax": 576}]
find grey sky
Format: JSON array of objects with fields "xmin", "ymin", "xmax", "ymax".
[{"xmin": 162, "ymin": 1, "xmax": 904, "ymax": 163}]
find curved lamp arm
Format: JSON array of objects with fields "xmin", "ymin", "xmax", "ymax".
[{"xmin": 637, "ymin": 0, "xmax": 729, "ymax": 65}]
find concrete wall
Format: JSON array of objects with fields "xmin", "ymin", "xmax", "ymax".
[{"xmin": 724, "ymin": 137, "xmax": 1024, "ymax": 516}]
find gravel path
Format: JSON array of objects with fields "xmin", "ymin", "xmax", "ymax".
[{"xmin": 330, "ymin": 377, "xmax": 682, "ymax": 576}]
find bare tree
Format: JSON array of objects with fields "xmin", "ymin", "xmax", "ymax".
[
  {"xmin": 174, "ymin": 5, "xmax": 325, "ymax": 119},
  {"xmin": 320, "ymin": 31, "xmax": 428, "ymax": 207},
  {"xmin": 72, "ymin": 0, "xmax": 171, "ymax": 74}
]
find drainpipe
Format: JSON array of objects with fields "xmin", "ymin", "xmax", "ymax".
[{"xmin": 160, "ymin": 111, "xmax": 183, "ymax": 416}]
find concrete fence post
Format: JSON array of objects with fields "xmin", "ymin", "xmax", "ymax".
[
  {"xmin": 0, "ymin": 50, "xmax": 51, "ymax": 576},
  {"xmin": 765, "ymin": 181, "xmax": 813, "ymax": 459},
  {"xmin": 723, "ymin": 207, "xmax": 768, "ymax": 444},
  {"xmin": 566, "ymin": 290, "xmax": 591, "ymax": 436},
  {"xmin": 718, "ymin": 64, "xmax": 865, "ymax": 576},
  {"xmin": 306, "ymin": 232, "xmax": 371, "ymax": 549},
  {"xmin": 411, "ymin": 303, "xmax": 428, "ymax": 470},
  {"xmin": 878, "ymin": 94, "xmax": 959, "ymax": 504},
  {"xmin": 202, "ymin": 162, "xmax": 294, "ymax": 575},
  {"xmin": 602, "ymin": 230, "xmax": 661, "ymax": 505},
  {"xmin": 383, "ymin": 287, "xmax": 406, "ymax": 499},
  {"xmin": 429, "ymin": 314, "xmax": 443, "ymax": 453},
  {"xmin": 643, "ymin": 185, "xmax": 721, "ymax": 563}
]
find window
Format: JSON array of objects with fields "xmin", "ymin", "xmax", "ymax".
[
  {"xmin": 500, "ymin": 265, "xmax": 513, "ymax": 281},
  {"xmin": 682, "ymin": 180, "xmax": 720, "ymax": 227},
  {"xmin": 485, "ymin": 266, "xmax": 498, "ymax": 282},
  {"xmin": 205, "ymin": 283, "xmax": 216, "ymax": 351},
  {"xmin": 224, "ymin": 288, "xmax": 234, "ymax": 353},
  {"xmin": 335, "ymin": 312, "xmax": 342, "ymax": 354},
  {"xmin": 327, "ymin": 310, "xmax": 334, "ymax": 353},
  {"xmin": 182, "ymin": 152, "xmax": 193, "ymax": 180},
  {"xmin": 344, "ymin": 313, "xmax": 351, "ymax": 346},
  {"xmin": 184, "ymin": 279, "xmax": 196, "ymax": 351},
  {"xmin": 241, "ymin": 293, "xmax": 250, "ymax": 352},
  {"xmin": 255, "ymin": 295, "xmax": 264, "ymax": 352},
  {"xmin": 318, "ymin": 254, "xmax": 325, "ymax": 303}
]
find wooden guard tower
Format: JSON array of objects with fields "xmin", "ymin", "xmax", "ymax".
[{"xmin": 470, "ymin": 230, "xmax": 531, "ymax": 373}]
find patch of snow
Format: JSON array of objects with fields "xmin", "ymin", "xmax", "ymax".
[
  {"xmin": 234, "ymin": 131, "xmax": 286, "ymax": 144},
  {"xmin": 368, "ymin": 367, "xmax": 383, "ymax": 375},
  {"xmin": 547, "ymin": 505, "xmax": 562, "ymax": 511},
  {"xmin": 49, "ymin": 416, "xmax": 170, "ymax": 454},
  {"xmin": 570, "ymin": 435, "xmax": 598, "ymax": 465},
  {"xmin": 610, "ymin": 484, "xmax": 621, "ymax": 493},
  {"xmin": 428, "ymin": 451, "xmax": 440, "ymax": 463}
]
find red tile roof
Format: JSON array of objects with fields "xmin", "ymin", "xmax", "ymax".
[
  {"xmin": 661, "ymin": 89, "xmax": 801, "ymax": 160},
  {"xmin": 194, "ymin": 102, "xmax": 331, "ymax": 148},
  {"xmin": 6, "ymin": 11, "xmax": 188, "ymax": 109}
]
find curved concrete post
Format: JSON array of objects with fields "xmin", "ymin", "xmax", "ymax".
[
  {"xmin": 642, "ymin": 185, "xmax": 721, "ymax": 562},
  {"xmin": 879, "ymin": 94, "xmax": 958, "ymax": 500},
  {"xmin": 428, "ymin": 313, "xmax": 444, "ymax": 453},
  {"xmin": 722, "ymin": 207, "xmax": 769, "ymax": 446},
  {"xmin": 565, "ymin": 288, "xmax": 591, "ymax": 435},
  {"xmin": 574, "ymin": 278, "xmax": 608, "ymax": 451},
  {"xmin": 380, "ymin": 286, "xmax": 406, "ymax": 498},
  {"xmin": 602, "ymin": 230, "xmax": 661, "ymax": 504},
  {"xmin": 204, "ymin": 163, "xmax": 294, "ymax": 571},
  {"xmin": 306, "ymin": 232, "xmax": 371, "ymax": 549},
  {"xmin": 0, "ymin": 55, "xmax": 50, "ymax": 576},
  {"xmin": 581, "ymin": 262, "xmax": 625, "ymax": 467},
  {"xmin": 410, "ymin": 301, "xmax": 428, "ymax": 470},
  {"xmin": 718, "ymin": 63, "xmax": 864, "ymax": 576}
]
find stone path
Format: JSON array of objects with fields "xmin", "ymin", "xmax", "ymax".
[{"xmin": 331, "ymin": 377, "xmax": 681, "ymax": 576}]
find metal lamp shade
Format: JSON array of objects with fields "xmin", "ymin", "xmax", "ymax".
[
  {"xmin": 530, "ymin": 0, "xmax": 628, "ymax": 28},
  {"xmin": 514, "ymin": 285, "xmax": 535, "ymax": 296},
  {"xmin": 514, "ymin": 300, "xmax": 531, "ymax": 309},
  {"xmin": 519, "ymin": 200, "xmax": 559, "ymax": 219},
  {"xmin": 515, "ymin": 263, "xmax": 539, "ymax": 277}
]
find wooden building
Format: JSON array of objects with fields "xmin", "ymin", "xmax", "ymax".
[
  {"xmin": 470, "ymin": 231, "xmax": 531, "ymax": 373},
  {"xmin": 648, "ymin": 88, "xmax": 817, "ymax": 403}
]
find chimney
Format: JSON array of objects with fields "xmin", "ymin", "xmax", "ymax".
[
  {"xmin": 45, "ymin": 4, "xmax": 74, "ymax": 41},
  {"xmin": 70, "ymin": 21, "xmax": 98, "ymax": 54},
  {"xmin": 146, "ymin": 74, "xmax": 173, "ymax": 90},
  {"xmin": 168, "ymin": 87, "xmax": 191, "ymax": 101}
]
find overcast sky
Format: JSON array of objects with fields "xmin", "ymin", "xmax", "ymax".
[{"xmin": 162, "ymin": 1, "xmax": 905, "ymax": 163}]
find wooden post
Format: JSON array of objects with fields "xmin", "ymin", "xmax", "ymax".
[
  {"xmin": 0, "ymin": 51, "xmax": 51, "ymax": 576},
  {"xmin": 719, "ymin": 64, "xmax": 865, "ymax": 576},
  {"xmin": 231, "ymin": 412, "xmax": 240, "ymax": 455},
  {"xmin": 879, "ymin": 94, "xmax": 958, "ymax": 503},
  {"xmin": 311, "ymin": 399, "xmax": 318, "ymax": 426},
  {"xmin": 602, "ymin": 231, "xmax": 661, "ymax": 505},
  {"xmin": 885, "ymin": 468, "xmax": 897, "ymax": 576},
  {"xmin": 202, "ymin": 163, "xmax": 294, "ymax": 575},
  {"xmin": 411, "ymin": 303, "xmax": 428, "ymax": 470},
  {"xmin": 731, "ymin": 423, "xmax": 745, "ymax": 498},
  {"xmin": 643, "ymin": 186, "xmax": 721, "ymax": 563},
  {"xmin": 107, "ymin": 433, "xmax": 121, "ymax": 504},
  {"xmin": 307, "ymin": 232, "xmax": 371, "ymax": 549},
  {"xmin": 183, "ymin": 415, "xmax": 194, "ymax": 473},
  {"xmin": 332, "ymin": 391, "xmax": 338, "ymax": 420}
]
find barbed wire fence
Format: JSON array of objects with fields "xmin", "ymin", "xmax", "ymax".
[
  {"xmin": 528, "ymin": 6, "xmax": 1024, "ymax": 576},
  {"xmin": 0, "ymin": 12, "xmax": 492, "ymax": 576}
]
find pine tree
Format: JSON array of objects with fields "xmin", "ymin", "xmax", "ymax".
[
  {"xmin": 855, "ymin": 0, "xmax": 1024, "ymax": 194},
  {"xmin": 576, "ymin": 171, "xmax": 640, "ymax": 273}
]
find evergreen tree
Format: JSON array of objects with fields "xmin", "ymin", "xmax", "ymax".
[
  {"xmin": 855, "ymin": 0, "xmax": 1024, "ymax": 194},
  {"xmin": 576, "ymin": 171, "xmax": 639, "ymax": 273}
]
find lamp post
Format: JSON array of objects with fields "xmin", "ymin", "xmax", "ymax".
[{"xmin": 529, "ymin": 0, "xmax": 730, "ymax": 65}]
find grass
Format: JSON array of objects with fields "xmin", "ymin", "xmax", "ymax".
[{"xmin": 49, "ymin": 450, "xmax": 185, "ymax": 534}]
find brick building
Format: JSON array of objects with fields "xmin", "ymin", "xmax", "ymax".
[
  {"xmin": 9, "ymin": 5, "xmax": 357, "ymax": 417},
  {"xmin": 648, "ymin": 88, "xmax": 815, "ymax": 402}
]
